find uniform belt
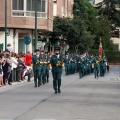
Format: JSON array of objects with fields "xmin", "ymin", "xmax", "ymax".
[{"xmin": 52, "ymin": 65, "xmax": 62, "ymax": 67}]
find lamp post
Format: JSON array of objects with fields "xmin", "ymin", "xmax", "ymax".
[
  {"xmin": 5, "ymin": 0, "xmax": 7, "ymax": 50},
  {"xmin": 35, "ymin": 0, "xmax": 38, "ymax": 50}
]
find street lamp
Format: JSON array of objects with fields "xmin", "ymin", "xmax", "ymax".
[
  {"xmin": 5, "ymin": 0, "xmax": 7, "ymax": 50},
  {"xmin": 35, "ymin": 0, "xmax": 38, "ymax": 50}
]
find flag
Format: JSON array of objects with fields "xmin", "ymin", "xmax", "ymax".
[{"xmin": 98, "ymin": 37, "xmax": 103, "ymax": 57}]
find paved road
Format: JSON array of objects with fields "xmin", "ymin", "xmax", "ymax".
[{"xmin": 0, "ymin": 65, "xmax": 120, "ymax": 120}]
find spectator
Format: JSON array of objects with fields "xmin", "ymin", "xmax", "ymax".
[
  {"xmin": 0, "ymin": 54, "xmax": 4, "ymax": 87},
  {"xmin": 10, "ymin": 52, "xmax": 18, "ymax": 82},
  {"xmin": 16, "ymin": 55, "xmax": 24, "ymax": 82},
  {"xmin": 23, "ymin": 64, "xmax": 32, "ymax": 82},
  {"xmin": 25, "ymin": 51, "xmax": 32, "ymax": 66},
  {"xmin": 2, "ymin": 54, "xmax": 12, "ymax": 85},
  {"xmin": 7, "ymin": 44, "xmax": 13, "ymax": 52}
]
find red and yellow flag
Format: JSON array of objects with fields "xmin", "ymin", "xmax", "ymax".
[{"xmin": 98, "ymin": 37, "xmax": 103, "ymax": 57}]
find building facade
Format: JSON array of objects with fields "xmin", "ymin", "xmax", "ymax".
[
  {"xmin": 0, "ymin": 0, "xmax": 53, "ymax": 53},
  {"xmin": 51, "ymin": 0, "xmax": 74, "ymax": 53},
  {"xmin": 53, "ymin": 0, "xmax": 74, "ymax": 18}
]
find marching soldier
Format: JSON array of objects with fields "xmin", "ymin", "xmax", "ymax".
[
  {"xmin": 45, "ymin": 51, "xmax": 50, "ymax": 83},
  {"xmin": 81, "ymin": 54, "xmax": 85, "ymax": 76},
  {"xmin": 32, "ymin": 49, "xmax": 42, "ymax": 87},
  {"xmin": 63, "ymin": 52, "xmax": 70, "ymax": 75},
  {"xmin": 40, "ymin": 50, "xmax": 47, "ymax": 85},
  {"xmin": 93, "ymin": 54, "xmax": 100, "ymax": 78},
  {"xmin": 75, "ymin": 54, "xmax": 79, "ymax": 73},
  {"xmin": 78, "ymin": 55, "xmax": 83, "ymax": 78},
  {"xmin": 70, "ymin": 54, "xmax": 76, "ymax": 74},
  {"xmin": 50, "ymin": 46, "xmax": 63, "ymax": 94}
]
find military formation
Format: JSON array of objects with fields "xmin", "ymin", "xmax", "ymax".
[
  {"xmin": 32, "ymin": 46, "xmax": 109, "ymax": 94},
  {"xmin": 32, "ymin": 49, "xmax": 50, "ymax": 87},
  {"xmin": 64, "ymin": 51, "xmax": 108, "ymax": 79}
]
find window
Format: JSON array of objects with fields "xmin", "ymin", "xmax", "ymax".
[
  {"xmin": 112, "ymin": 29, "xmax": 119, "ymax": 38},
  {"xmin": 12, "ymin": 0, "xmax": 24, "ymax": 10},
  {"xmin": 27, "ymin": 0, "xmax": 35, "ymax": 11},
  {"xmin": 12, "ymin": 0, "xmax": 47, "ymax": 18},
  {"xmin": 27, "ymin": 0, "xmax": 46, "ymax": 12}
]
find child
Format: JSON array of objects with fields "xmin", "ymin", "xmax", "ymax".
[{"xmin": 23, "ymin": 64, "xmax": 32, "ymax": 82}]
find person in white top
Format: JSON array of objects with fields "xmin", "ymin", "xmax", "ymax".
[
  {"xmin": 10, "ymin": 52, "xmax": 18, "ymax": 82},
  {"xmin": 7, "ymin": 44, "xmax": 13, "ymax": 52}
]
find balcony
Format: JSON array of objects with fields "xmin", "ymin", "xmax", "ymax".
[{"xmin": 12, "ymin": 10, "xmax": 47, "ymax": 18}]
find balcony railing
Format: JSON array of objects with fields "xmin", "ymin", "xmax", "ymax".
[{"xmin": 12, "ymin": 10, "xmax": 47, "ymax": 18}]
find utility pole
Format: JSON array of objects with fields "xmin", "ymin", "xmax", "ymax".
[
  {"xmin": 35, "ymin": 0, "xmax": 38, "ymax": 50},
  {"xmin": 5, "ymin": 0, "xmax": 7, "ymax": 50}
]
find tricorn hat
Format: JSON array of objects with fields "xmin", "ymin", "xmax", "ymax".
[
  {"xmin": 35, "ymin": 49, "xmax": 40, "ymax": 52},
  {"xmin": 41, "ymin": 50, "xmax": 44, "ymax": 52},
  {"xmin": 54, "ymin": 46, "xmax": 60, "ymax": 51}
]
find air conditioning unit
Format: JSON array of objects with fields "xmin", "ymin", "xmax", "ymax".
[{"xmin": 53, "ymin": 0, "xmax": 57, "ymax": 3}]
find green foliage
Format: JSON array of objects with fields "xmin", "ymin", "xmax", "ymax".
[
  {"xmin": 73, "ymin": 0, "xmax": 114, "ymax": 50},
  {"xmin": 51, "ymin": 17, "xmax": 94, "ymax": 53},
  {"xmin": 66, "ymin": 18, "xmax": 95, "ymax": 52},
  {"xmin": 98, "ymin": 0, "xmax": 120, "ymax": 26}
]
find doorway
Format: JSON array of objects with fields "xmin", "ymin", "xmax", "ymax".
[{"xmin": 18, "ymin": 39, "xmax": 25, "ymax": 53}]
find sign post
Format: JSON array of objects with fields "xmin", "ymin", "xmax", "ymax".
[{"xmin": 24, "ymin": 35, "xmax": 31, "ymax": 53}]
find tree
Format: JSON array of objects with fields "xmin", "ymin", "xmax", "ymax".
[
  {"xmin": 66, "ymin": 18, "xmax": 94, "ymax": 53},
  {"xmin": 50, "ymin": 17, "xmax": 94, "ymax": 53},
  {"xmin": 92, "ymin": 15, "xmax": 113, "ymax": 50},
  {"xmin": 98, "ymin": 0, "xmax": 120, "ymax": 26},
  {"xmin": 73, "ymin": 0, "xmax": 114, "ymax": 50}
]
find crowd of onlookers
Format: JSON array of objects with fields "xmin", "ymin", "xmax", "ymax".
[{"xmin": 0, "ymin": 44, "xmax": 32, "ymax": 87}]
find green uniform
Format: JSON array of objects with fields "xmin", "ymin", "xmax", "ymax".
[
  {"xmin": 50, "ymin": 54, "xmax": 62, "ymax": 92},
  {"xmin": 32, "ymin": 54, "xmax": 42, "ymax": 87},
  {"xmin": 75, "ymin": 56, "xmax": 79, "ymax": 73},
  {"xmin": 81, "ymin": 57, "xmax": 85, "ymax": 76},
  {"xmin": 93, "ymin": 57, "xmax": 100, "ymax": 78},
  {"xmin": 40, "ymin": 54, "xmax": 47, "ymax": 85},
  {"xmin": 70, "ymin": 56, "xmax": 76, "ymax": 74},
  {"xmin": 45, "ymin": 54, "xmax": 50, "ymax": 83},
  {"xmin": 78, "ymin": 57, "xmax": 83, "ymax": 78},
  {"xmin": 100, "ymin": 60, "xmax": 104, "ymax": 77},
  {"xmin": 64, "ymin": 56, "xmax": 70, "ymax": 75}
]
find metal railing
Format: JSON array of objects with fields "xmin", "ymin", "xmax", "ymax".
[{"xmin": 12, "ymin": 10, "xmax": 47, "ymax": 18}]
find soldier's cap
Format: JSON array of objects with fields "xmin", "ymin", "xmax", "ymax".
[
  {"xmin": 54, "ymin": 46, "xmax": 60, "ymax": 51},
  {"xmin": 65, "ymin": 51, "xmax": 69, "ymax": 55},
  {"xmin": 35, "ymin": 49, "xmax": 40, "ymax": 52},
  {"xmin": 41, "ymin": 50, "xmax": 44, "ymax": 52},
  {"xmin": 95, "ymin": 53, "xmax": 99, "ymax": 56}
]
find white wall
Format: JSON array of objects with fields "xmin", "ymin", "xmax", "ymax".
[
  {"xmin": 111, "ymin": 37, "xmax": 120, "ymax": 51},
  {"xmin": 0, "ymin": 29, "xmax": 15, "ymax": 51},
  {"xmin": 0, "ymin": 29, "xmax": 33, "ymax": 53},
  {"xmin": 53, "ymin": 3, "xmax": 57, "ymax": 16},
  {"xmin": 94, "ymin": 0, "xmax": 103, "ymax": 4}
]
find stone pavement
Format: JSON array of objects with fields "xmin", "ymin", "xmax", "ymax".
[{"xmin": 0, "ymin": 65, "xmax": 120, "ymax": 120}]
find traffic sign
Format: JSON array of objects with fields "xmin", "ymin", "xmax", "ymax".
[{"xmin": 24, "ymin": 35, "xmax": 31, "ymax": 45}]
